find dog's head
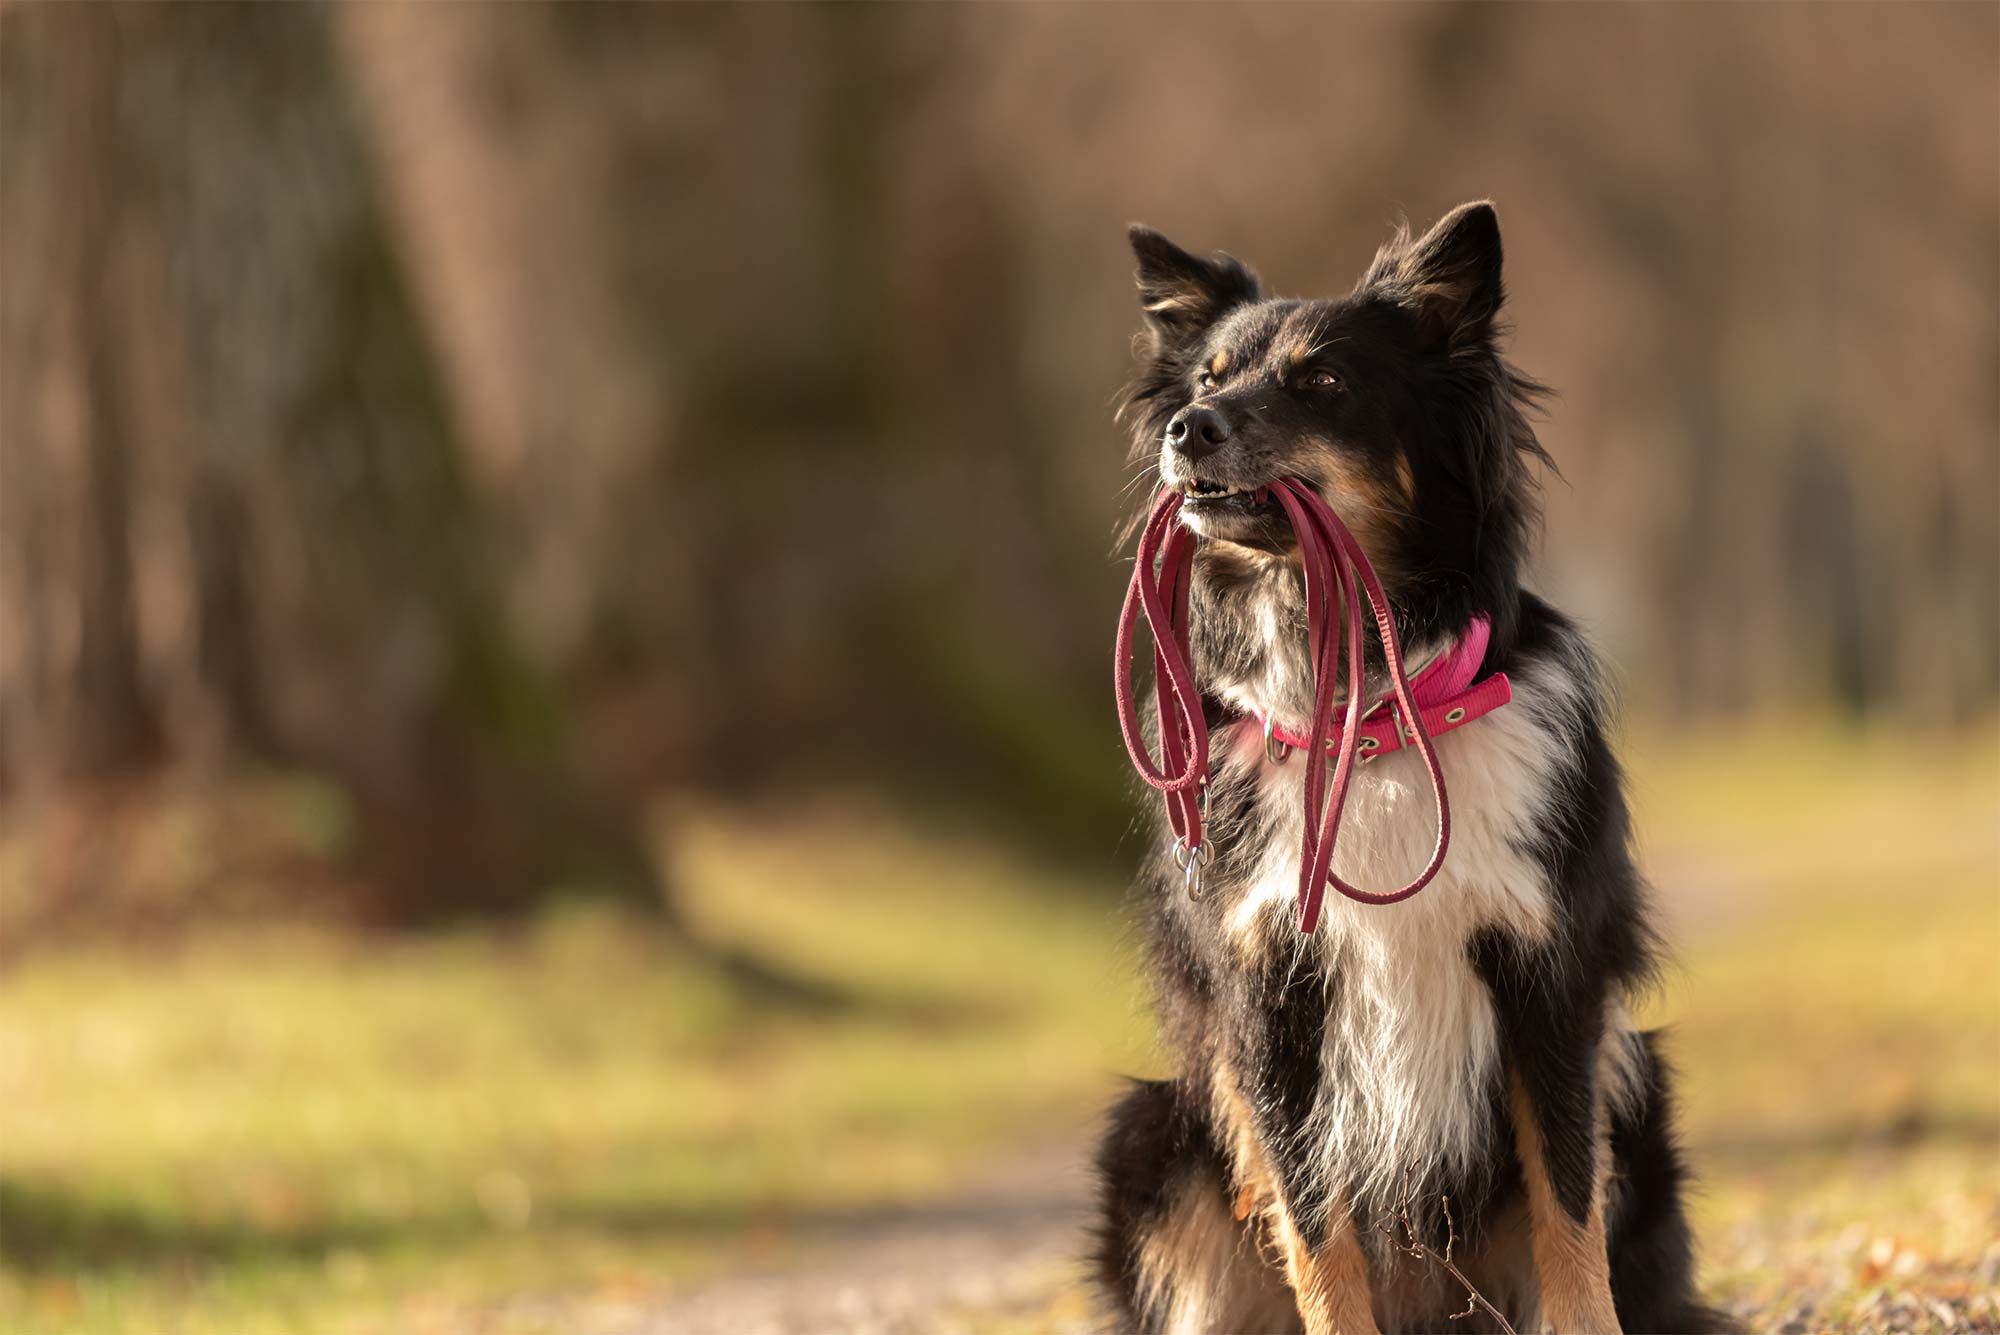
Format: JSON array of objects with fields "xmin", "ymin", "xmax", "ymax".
[{"xmin": 1120, "ymin": 202, "xmax": 1549, "ymax": 652}]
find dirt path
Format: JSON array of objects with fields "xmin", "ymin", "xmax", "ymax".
[{"xmin": 489, "ymin": 1142, "xmax": 1099, "ymax": 1335}]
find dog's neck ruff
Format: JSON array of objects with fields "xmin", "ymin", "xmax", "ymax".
[{"xmin": 1113, "ymin": 481, "xmax": 1511, "ymax": 933}]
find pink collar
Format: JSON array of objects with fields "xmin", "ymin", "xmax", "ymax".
[{"xmin": 1256, "ymin": 616, "xmax": 1511, "ymax": 766}]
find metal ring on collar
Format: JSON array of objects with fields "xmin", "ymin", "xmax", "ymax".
[{"xmin": 1263, "ymin": 715, "xmax": 1293, "ymax": 766}]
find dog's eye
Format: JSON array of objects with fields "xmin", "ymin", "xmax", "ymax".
[
  {"xmin": 1198, "ymin": 371, "xmax": 1217, "ymax": 391},
  {"xmin": 1303, "ymin": 370, "xmax": 1340, "ymax": 390}
]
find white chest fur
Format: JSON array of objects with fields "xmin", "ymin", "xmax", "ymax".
[{"xmin": 1210, "ymin": 652, "xmax": 1587, "ymax": 1215}]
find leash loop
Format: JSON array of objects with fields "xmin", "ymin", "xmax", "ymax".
[{"xmin": 1113, "ymin": 490, "xmax": 1210, "ymax": 854}]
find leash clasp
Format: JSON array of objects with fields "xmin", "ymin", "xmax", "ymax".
[{"xmin": 1173, "ymin": 837, "xmax": 1213, "ymax": 901}]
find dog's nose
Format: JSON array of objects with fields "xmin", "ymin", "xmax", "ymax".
[{"xmin": 1165, "ymin": 405, "xmax": 1232, "ymax": 459}]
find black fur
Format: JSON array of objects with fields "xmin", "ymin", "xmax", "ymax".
[
  {"xmin": 1092, "ymin": 1079, "xmax": 1230, "ymax": 1331},
  {"xmin": 1094, "ymin": 206, "xmax": 1733, "ymax": 1333},
  {"xmin": 1096, "ymin": 1081, "xmax": 1219, "ymax": 1234},
  {"xmin": 1607, "ymin": 1034, "xmax": 1735, "ymax": 1335}
]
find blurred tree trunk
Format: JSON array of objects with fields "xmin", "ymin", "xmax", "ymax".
[
  {"xmin": 0, "ymin": 2, "xmax": 849, "ymax": 1005},
  {"xmin": 0, "ymin": 6, "xmax": 162, "ymax": 784},
  {"xmin": 184, "ymin": 472, "xmax": 276, "ymax": 761},
  {"xmin": 0, "ymin": 4, "xmax": 694, "ymax": 938}
]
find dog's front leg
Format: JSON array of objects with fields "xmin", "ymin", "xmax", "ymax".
[
  {"xmin": 1509, "ymin": 1071, "xmax": 1622, "ymax": 1334},
  {"xmin": 1265, "ymin": 1198, "xmax": 1380, "ymax": 1335},
  {"xmin": 1216, "ymin": 1072, "xmax": 1379, "ymax": 1335}
]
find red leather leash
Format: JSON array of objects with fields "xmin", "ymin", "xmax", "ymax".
[
  {"xmin": 1113, "ymin": 480, "xmax": 1456, "ymax": 933},
  {"xmin": 1112, "ymin": 488, "xmax": 1209, "ymax": 867}
]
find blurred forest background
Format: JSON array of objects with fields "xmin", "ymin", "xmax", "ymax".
[{"xmin": 0, "ymin": 5, "xmax": 1995, "ymax": 1335}]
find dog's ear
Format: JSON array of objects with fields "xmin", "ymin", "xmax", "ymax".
[
  {"xmin": 1128, "ymin": 225, "xmax": 1261, "ymax": 357},
  {"xmin": 1362, "ymin": 201, "xmax": 1504, "ymax": 344}
]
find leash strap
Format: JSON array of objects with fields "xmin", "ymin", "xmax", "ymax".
[
  {"xmin": 1114, "ymin": 481, "xmax": 1475, "ymax": 932},
  {"xmin": 1112, "ymin": 490, "xmax": 1208, "ymax": 856}
]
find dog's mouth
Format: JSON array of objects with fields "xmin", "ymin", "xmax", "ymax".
[
  {"xmin": 1180, "ymin": 473, "xmax": 1278, "ymax": 514},
  {"xmin": 1174, "ymin": 473, "xmax": 1285, "ymax": 544}
]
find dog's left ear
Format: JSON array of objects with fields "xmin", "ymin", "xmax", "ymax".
[
  {"xmin": 1367, "ymin": 201, "xmax": 1505, "ymax": 343},
  {"xmin": 1128, "ymin": 224, "xmax": 1262, "ymax": 358}
]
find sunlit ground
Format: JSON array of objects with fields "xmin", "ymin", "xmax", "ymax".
[
  {"xmin": 1628, "ymin": 723, "xmax": 1999, "ymax": 1333},
  {"xmin": 1, "ymin": 724, "xmax": 1994, "ymax": 1334}
]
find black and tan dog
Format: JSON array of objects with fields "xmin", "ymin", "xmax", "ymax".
[{"xmin": 1094, "ymin": 203, "xmax": 1733, "ymax": 1335}]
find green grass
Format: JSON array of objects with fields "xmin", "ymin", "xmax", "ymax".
[{"xmin": 1, "ymin": 726, "xmax": 1995, "ymax": 1333}]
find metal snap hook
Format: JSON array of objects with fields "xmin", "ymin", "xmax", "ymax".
[{"xmin": 1178, "ymin": 839, "xmax": 1213, "ymax": 901}]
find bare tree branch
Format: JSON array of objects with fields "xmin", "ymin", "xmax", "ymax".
[{"xmin": 1380, "ymin": 1170, "xmax": 1519, "ymax": 1335}]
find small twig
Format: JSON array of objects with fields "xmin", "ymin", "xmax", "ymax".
[{"xmin": 1379, "ymin": 1170, "xmax": 1519, "ymax": 1335}]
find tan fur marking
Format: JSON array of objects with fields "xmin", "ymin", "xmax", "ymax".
[
  {"xmin": 1392, "ymin": 453, "xmax": 1415, "ymax": 506},
  {"xmin": 1271, "ymin": 1207, "xmax": 1381, "ymax": 1335},
  {"xmin": 1510, "ymin": 1074, "xmax": 1623, "ymax": 1334},
  {"xmin": 1210, "ymin": 348, "xmax": 1231, "ymax": 377},
  {"xmin": 1213, "ymin": 1067, "xmax": 1380, "ymax": 1334},
  {"xmin": 1134, "ymin": 1173, "xmax": 1299, "ymax": 1335},
  {"xmin": 1303, "ymin": 443, "xmax": 1405, "ymax": 579},
  {"xmin": 1212, "ymin": 1068, "xmax": 1276, "ymax": 1210}
]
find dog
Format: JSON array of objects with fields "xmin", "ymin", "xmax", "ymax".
[{"xmin": 1093, "ymin": 203, "xmax": 1733, "ymax": 1335}]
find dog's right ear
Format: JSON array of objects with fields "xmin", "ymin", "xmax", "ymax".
[{"xmin": 1128, "ymin": 225, "xmax": 1261, "ymax": 358}]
